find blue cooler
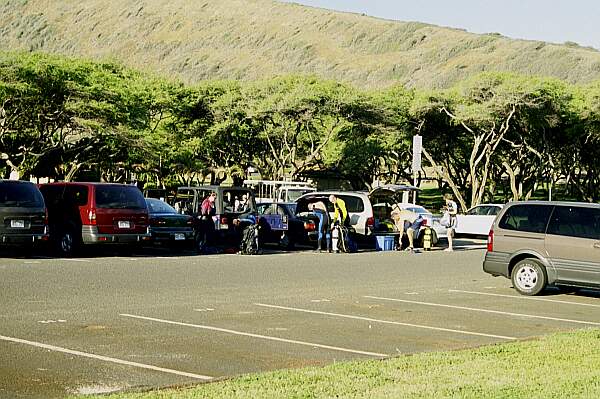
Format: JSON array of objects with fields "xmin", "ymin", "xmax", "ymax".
[{"xmin": 375, "ymin": 235, "xmax": 395, "ymax": 251}]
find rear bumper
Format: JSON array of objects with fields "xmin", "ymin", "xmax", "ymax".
[
  {"xmin": 149, "ymin": 227, "xmax": 194, "ymax": 241},
  {"xmin": 1, "ymin": 233, "xmax": 49, "ymax": 244},
  {"xmin": 81, "ymin": 225, "xmax": 151, "ymax": 244},
  {"xmin": 483, "ymin": 251, "xmax": 510, "ymax": 278}
]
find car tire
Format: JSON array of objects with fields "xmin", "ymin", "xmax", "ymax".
[
  {"xmin": 195, "ymin": 230, "xmax": 208, "ymax": 254},
  {"xmin": 57, "ymin": 227, "xmax": 79, "ymax": 257},
  {"xmin": 511, "ymin": 258, "xmax": 547, "ymax": 296}
]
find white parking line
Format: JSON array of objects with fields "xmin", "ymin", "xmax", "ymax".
[
  {"xmin": 0, "ymin": 335, "xmax": 212, "ymax": 380},
  {"xmin": 120, "ymin": 313, "xmax": 387, "ymax": 358},
  {"xmin": 254, "ymin": 303, "xmax": 515, "ymax": 340},
  {"xmin": 449, "ymin": 289, "xmax": 600, "ymax": 308},
  {"xmin": 365, "ymin": 295, "xmax": 600, "ymax": 326},
  {"xmin": 59, "ymin": 259, "xmax": 92, "ymax": 263}
]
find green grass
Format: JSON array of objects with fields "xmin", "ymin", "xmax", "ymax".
[
  {"xmin": 75, "ymin": 328, "xmax": 600, "ymax": 399},
  {"xmin": 1, "ymin": 0, "xmax": 600, "ymax": 89}
]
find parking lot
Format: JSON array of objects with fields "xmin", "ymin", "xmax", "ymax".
[{"xmin": 2, "ymin": 241, "xmax": 600, "ymax": 398}]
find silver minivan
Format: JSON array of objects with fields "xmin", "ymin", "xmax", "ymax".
[{"xmin": 483, "ymin": 201, "xmax": 600, "ymax": 295}]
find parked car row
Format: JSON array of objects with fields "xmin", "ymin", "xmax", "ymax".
[{"xmin": 0, "ymin": 180, "xmax": 470, "ymax": 255}]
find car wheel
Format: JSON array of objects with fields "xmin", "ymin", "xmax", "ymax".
[
  {"xmin": 195, "ymin": 231, "xmax": 208, "ymax": 253},
  {"xmin": 511, "ymin": 258, "xmax": 547, "ymax": 296},
  {"xmin": 57, "ymin": 228, "xmax": 78, "ymax": 257}
]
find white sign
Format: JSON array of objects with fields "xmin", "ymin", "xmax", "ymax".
[{"xmin": 412, "ymin": 135, "xmax": 422, "ymax": 173}]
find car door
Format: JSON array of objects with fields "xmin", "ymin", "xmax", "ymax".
[
  {"xmin": 456, "ymin": 206, "xmax": 491, "ymax": 235},
  {"xmin": 545, "ymin": 205, "xmax": 600, "ymax": 285}
]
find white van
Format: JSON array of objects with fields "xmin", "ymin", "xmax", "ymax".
[{"xmin": 296, "ymin": 191, "xmax": 374, "ymax": 236}]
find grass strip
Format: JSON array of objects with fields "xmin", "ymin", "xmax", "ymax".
[{"xmin": 76, "ymin": 328, "xmax": 600, "ymax": 399}]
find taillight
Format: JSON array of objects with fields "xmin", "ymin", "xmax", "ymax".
[
  {"xmin": 487, "ymin": 229, "xmax": 494, "ymax": 252},
  {"xmin": 421, "ymin": 218, "xmax": 428, "ymax": 226},
  {"xmin": 186, "ymin": 217, "xmax": 193, "ymax": 225},
  {"xmin": 88, "ymin": 209, "xmax": 97, "ymax": 225},
  {"xmin": 366, "ymin": 217, "xmax": 375, "ymax": 228},
  {"xmin": 304, "ymin": 222, "xmax": 316, "ymax": 232},
  {"xmin": 221, "ymin": 216, "xmax": 228, "ymax": 225}
]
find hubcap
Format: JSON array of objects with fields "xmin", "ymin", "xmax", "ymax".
[
  {"xmin": 515, "ymin": 265, "xmax": 538, "ymax": 290},
  {"xmin": 61, "ymin": 233, "xmax": 73, "ymax": 254}
]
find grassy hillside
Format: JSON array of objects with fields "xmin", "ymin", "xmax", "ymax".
[{"xmin": 1, "ymin": 0, "xmax": 600, "ymax": 88}]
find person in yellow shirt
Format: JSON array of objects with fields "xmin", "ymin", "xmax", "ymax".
[{"xmin": 328, "ymin": 195, "xmax": 348, "ymax": 226}]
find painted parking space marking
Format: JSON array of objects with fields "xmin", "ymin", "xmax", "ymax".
[
  {"xmin": 0, "ymin": 335, "xmax": 212, "ymax": 380},
  {"xmin": 449, "ymin": 289, "xmax": 600, "ymax": 308},
  {"xmin": 120, "ymin": 313, "xmax": 387, "ymax": 358},
  {"xmin": 254, "ymin": 303, "xmax": 515, "ymax": 340},
  {"xmin": 59, "ymin": 258, "xmax": 92, "ymax": 263},
  {"xmin": 365, "ymin": 295, "xmax": 600, "ymax": 326}
]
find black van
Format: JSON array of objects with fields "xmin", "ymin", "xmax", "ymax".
[{"xmin": 0, "ymin": 180, "xmax": 48, "ymax": 247}]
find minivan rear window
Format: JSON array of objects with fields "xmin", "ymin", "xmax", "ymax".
[
  {"xmin": 95, "ymin": 185, "xmax": 146, "ymax": 209},
  {"xmin": 498, "ymin": 204, "xmax": 553, "ymax": 234},
  {"xmin": 0, "ymin": 182, "xmax": 44, "ymax": 208}
]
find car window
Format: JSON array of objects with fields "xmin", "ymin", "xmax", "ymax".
[
  {"xmin": 466, "ymin": 206, "xmax": 482, "ymax": 216},
  {"xmin": 222, "ymin": 189, "xmax": 254, "ymax": 213},
  {"xmin": 175, "ymin": 189, "xmax": 196, "ymax": 214},
  {"xmin": 275, "ymin": 205, "xmax": 288, "ymax": 216},
  {"xmin": 257, "ymin": 203, "xmax": 272, "ymax": 215},
  {"xmin": 146, "ymin": 199, "xmax": 176, "ymax": 214},
  {"xmin": 338, "ymin": 195, "xmax": 365, "ymax": 213},
  {"xmin": 95, "ymin": 186, "xmax": 146, "ymax": 210},
  {"xmin": 487, "ymin": 206, "xmax": 502, "ymax": 216},
  {"xmin": 498, "ymin": 204, "xmax": 553, "ymax": 234},
  {"xmin": 547, "ymin": 206, "xmax": 600, "ymax": 240},
  {"xmin": 0, "ymin": 182, "xmax": 44, "ymax": 208},
  {"xmin": 467, "ymin": 206, "xmax": 491, "ymax": 216},
  {"xmin": 64, "ymin": 185, "xmax": 88, "ymax": 207},
  {"xmin": 406, "ymin": 206, "xmax": 427, "ymax": 214}
]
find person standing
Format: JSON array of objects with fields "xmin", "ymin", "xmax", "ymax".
[
  {"xmin": 199, "ymin": 192, "xmax": 217, "ymax": 248},
  {"xmin": 309, "ymin": 201, "xmax": 330, "ymax": 252},
  {"xmin": 444, "ymin": 194, "xmax": 458, "ymax": 251},
  {"xmin": 328, "ymin": 195, "xmax": 348, "ymax": 227}
]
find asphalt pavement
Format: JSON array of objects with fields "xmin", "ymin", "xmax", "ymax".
[{"xmin": 2, "ymin": 240, "xmax": 600, "ymax": 398}]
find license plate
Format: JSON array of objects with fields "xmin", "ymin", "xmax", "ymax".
[
  {"xmin": 11, "ymin": 220, "xmax": 25, "ymax": 228},
  {"xmin": 117, "ymin": 221, "xmax": 131, "ymax": 229},
  {"xmin": 174, "ymin": 233, "xmax": 185, "ymax": 241}
]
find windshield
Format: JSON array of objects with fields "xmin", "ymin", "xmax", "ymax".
[
  {"xmin": 0, "ymin": 182, "xmax": 44, "ymax": 208},
  {"xmin": 95, "ymin": 185, "xmax": 146, "ymax": 209},
  {"xmin": 145, "ymin": 198, "xmax": 177, "ymax": 214}
]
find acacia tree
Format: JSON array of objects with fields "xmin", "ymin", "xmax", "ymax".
[
  {"xmin": 0, "ymin": 52, "xmax": 157, "ymax": 181},
  {"xmin": 566, "ymin": 82, "xmax": 600, "ymax": 202},
  {"xmin": 242, "ymin": 76, "xmax": 364, "ymax": 180}
]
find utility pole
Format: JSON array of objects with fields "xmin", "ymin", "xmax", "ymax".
[{"xmin": 412, "ymin": 135, "xmax": 422, "ymax": 204}]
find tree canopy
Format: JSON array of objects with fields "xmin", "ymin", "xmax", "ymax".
[{"xmin": 1, "ymin": 52, "xmax": 599, "ymax": 208}]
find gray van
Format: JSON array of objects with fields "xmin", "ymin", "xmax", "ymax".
[
  {"xmin": 0, "ymin": 180, "xmax": 48, "ymax": 247},
  {"xmin": 483, "ymin": 201, "xmax": 600, "ymax": 295}
]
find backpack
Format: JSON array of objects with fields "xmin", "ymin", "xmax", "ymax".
[{"xmin": 240, "ymin": 224, "xmax": 260, "ymax": 255}]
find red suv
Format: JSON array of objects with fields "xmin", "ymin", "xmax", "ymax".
[{"xmin": 39, "ymin": 183, "xmax": 150, "ymax": 256}]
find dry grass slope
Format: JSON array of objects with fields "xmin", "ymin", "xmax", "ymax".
[{"xmin": 1, "ymin": 0, "xmax": 600, "ymax": 88}]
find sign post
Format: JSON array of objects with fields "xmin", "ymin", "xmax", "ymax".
[{"xmin": 412, "ymin": 135, "xmax": 422, "ymax": 204}]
